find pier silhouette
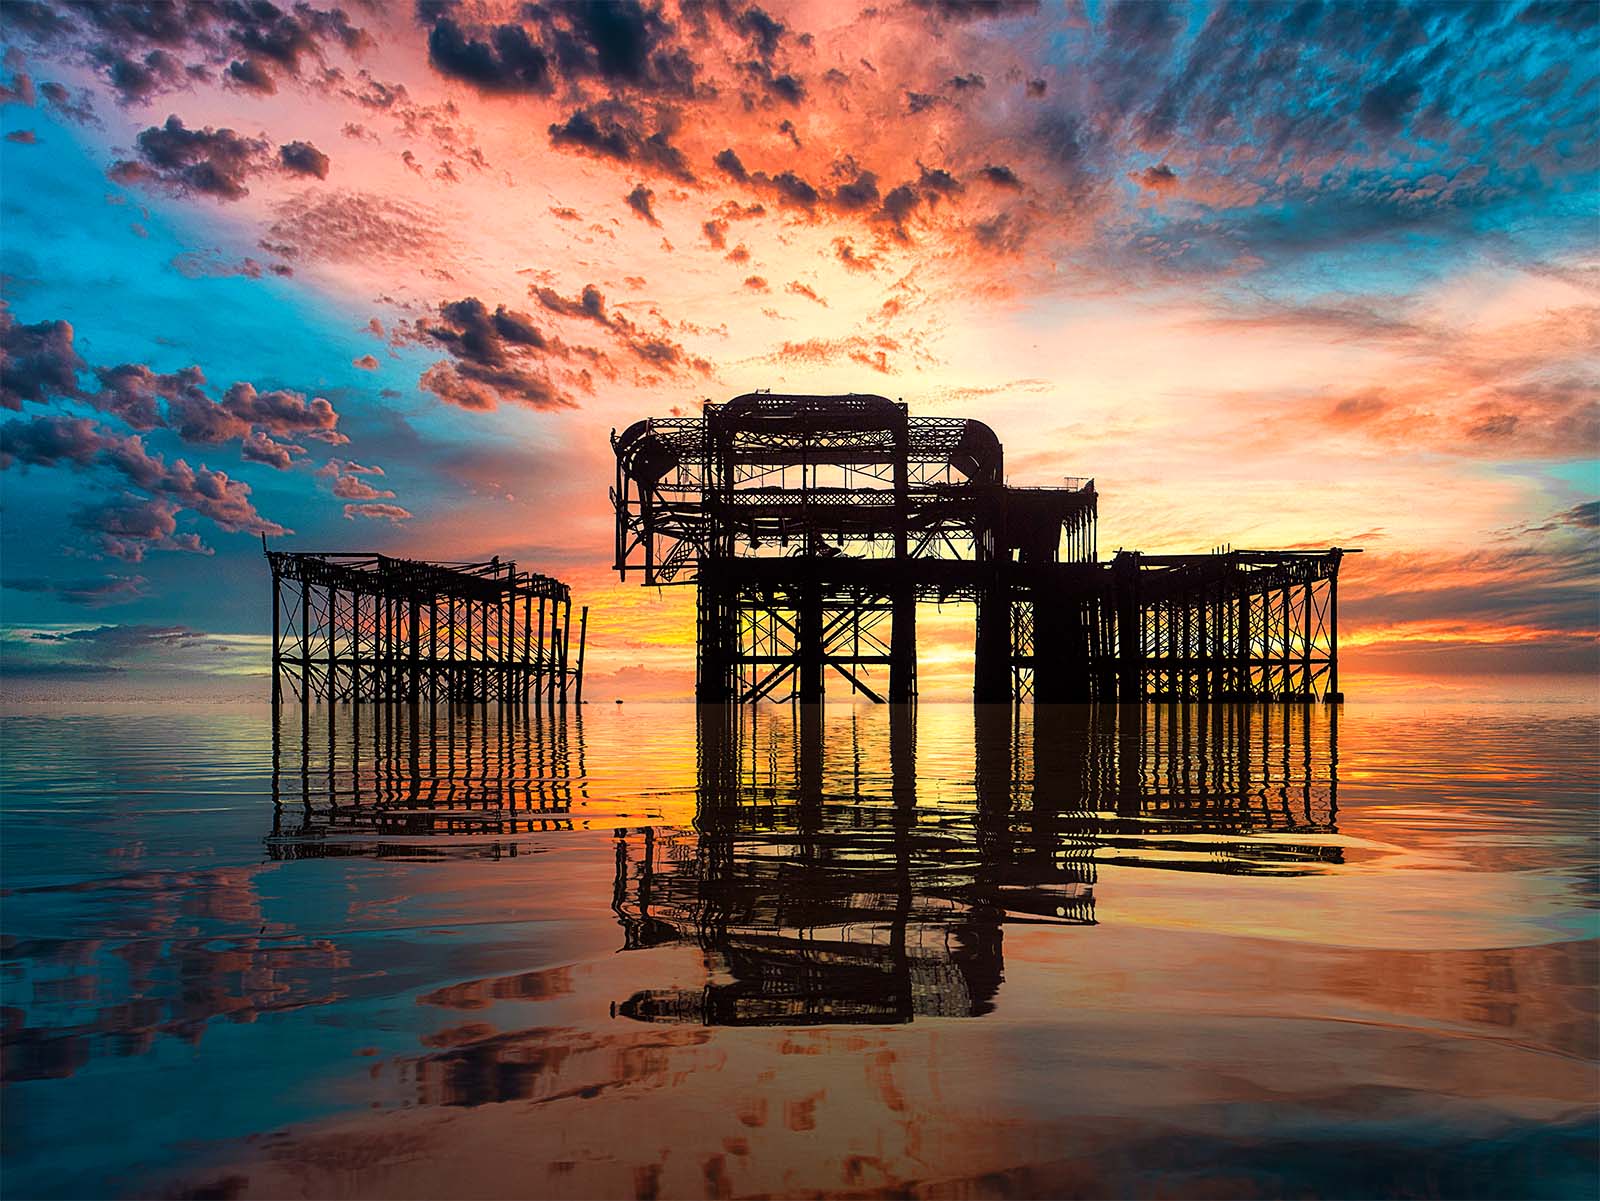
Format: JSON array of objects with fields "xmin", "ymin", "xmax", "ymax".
[
  {"xmin": 613, "ymin": 393, "xmax": 1351, "ymax": 704},
  {"xmin": 265, "ymin": 549, "xmax": 586, "ymax": 709}
]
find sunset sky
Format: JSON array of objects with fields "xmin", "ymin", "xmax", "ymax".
[{"xmin": 0, "ymin": 0, "xmax": 1595, "ymax": 699}]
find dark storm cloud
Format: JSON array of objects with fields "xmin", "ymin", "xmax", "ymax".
[
  {"xmin": 878, "ymin": 183, "xmax": 920, "ymax": 233},
  {"xmin": 0, "ymin": 3, "xmax": 74, "ymax": 42},
  {"xmin": 827, "ymin": 164, "xmax": 879, "ymax": 212},
  {"xmin": 760, "ymin": 169, "xmax": 819, "ymax": 209},
  {"xmin": 739, "ymin": 59, "xmax": 803, "ymax": 104},
  {"xmin": 531, "ymin": 283, "xmax": 706, "ymax": 374},
  {"xmin": 0, "ymin": 413, "xmax": 104, "ymax": 466},
  {"xmin": 970, "ymin": 210, "xmax": 1030, "ymax": 253},
  {"xmin": 1117, "ymin": 0, "xmax": 1590, "ymax": 182},
  {"xmin": 794, "ymin": 162, "xmax": 942, "ymax": 238},
  {"xmin": 1518, "ymin": 0, "xmax": 1600, "ymax": 31},
  {"xmin": 1512, "ymin": 500, "xmax": 1600, "ymax": 535},
  {"xmin": 1555, "ymin": 500, "xmax": 1600, "ymax": 528},
  {"xmin": 907, "ymin": 0, "xmax": 1042, "ymax": 20},
  {"xmin": 733, "ymin": 5, "xmax": 787, "ymax": 59},
  {"xmin": 110, "ymin": 115, "xmax": 272, "ymax": 200},
  {"xmin": 6, "ymin": 1, "xmax": 371, "ymax": 103},
  {"xmin": 1105, "ymin": 0, "xmax": 1181, "ymax": 53},
  {"xmin": 426, "ymin": 16, "xmax": 552, "ymax": 93},
  {"xmin": 625, "ymin": 183, "xmax": 659, "ymax": 224},
  {"xmin": 547, "ymin": 101, "xmax": 693, "ymax": 181},
  {"xmin": 978, "ymin": 164, "xmax": 1023, "ymax": 190},
  {"xmin": 225, "ymin": 56, "xmax": 277, "ymax": 94},
  {"xmin": 532, "ymin": 284, "xmax": 610, "ymax": 325},
  {"xmin": 1357, "ymin": 71, "xmax": 1422, "ymax": 136},
  {"xmin": 95, "ymin": 47, "xmax": 194, "ymax": 104},
  {"xmin": 713, "ymin": 147, "xmax": 748, "ymax": 181},
  {"xmin": 916, "ymin": 164, "xmax": 964, "ymax": 200},
  {"xmin": 1343, "ymin": 539, "xmax": 1600, "ymax": 648},
  {"xmin": 1132, "ymin": 162, "xmax": 1178, "ymax": 192},
  {"xmin": 1, "ymin": 308, "xmax": 85, "ymax": 409},
  {"xmin": 413, "ymin": 295, "xmax": 573, "ymax": 412},
  {"xmin": 427, "ymin": 297, "xmax": 554, "ymax": 362},
  {"xmin": 422, "ymin": 1, "xmax": 696, "ymax": 99},
  {"xmin": 558, "ymin": 0, "xmax": 693, "ymax": 90},
  {"xmin": 278, "ymin": 139, "xmax": 329, "ymax": 178},
  {"xmin": 110, "ymin": 117, "xmax": 332, "ymax": 200}
]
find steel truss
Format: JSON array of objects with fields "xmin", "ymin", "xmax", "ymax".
[
  {"xmin": 613, "ymin": 392, "xmax": 1349, "ymax": 703},
  {"xmin": 266, "ymin": 550, "xmax": 587, "ymax": 707},
  {"xmin": 1010, "ymin": 548, "xmax": 1346, "ymax": 702}
]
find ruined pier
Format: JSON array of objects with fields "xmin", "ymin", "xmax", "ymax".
[
  {"xmin": 612, "ymin": 392, "xmax": 1348, "ymax": 704},
  {"xmin": 266, "ymin": 549, "xmax": 585, "ymax": 706}
]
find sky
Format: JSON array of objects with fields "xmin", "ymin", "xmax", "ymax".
[{"xmin": 0, "ymin": 0, "xmax": 1595, "ymax": 701}]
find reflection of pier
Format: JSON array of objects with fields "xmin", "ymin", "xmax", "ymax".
[
  {"xmin": 613, "ymin": 393, "xmax": 1351, "ymax": 703},
  {"xmin": 267, "ymin": 702, "xmax": 585, "ymax": 857},
  {"xmin": 614, "ymin": 707, "xmax": 1062, "ymax": 1025},
  {"xmin": 612, "ymin": 702, "xmax": 1339, "ymax": 1025}
]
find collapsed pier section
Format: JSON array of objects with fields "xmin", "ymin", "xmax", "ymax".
[{"xmin": 266, "ymin": 550, "xmax": 586, "ymax": 706}]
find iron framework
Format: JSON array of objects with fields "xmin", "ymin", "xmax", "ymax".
[
  {"xmin": 613, "ymin": 392, "xmax": 1350, "ymax": 703},
  {"xmin": 266, "ymin": 549, "xmax": 586, "ymax": 708}
]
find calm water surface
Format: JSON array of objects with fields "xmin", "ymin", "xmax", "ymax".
[{"xmin": 1, "ymin": 700, "xmax": 1595, "ymax": 1199}]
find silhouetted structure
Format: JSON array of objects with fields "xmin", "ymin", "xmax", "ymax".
[
  {"xmin": 266, "ymin": 549, "xmax": 586, "ymax": 708},
  {"xmin": 612, "ymin": 393, "xmax": 1349, "ymax": 703}
]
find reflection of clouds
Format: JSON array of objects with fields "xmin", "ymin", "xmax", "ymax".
[{"xmin": 3, "ymin": 865, "xmax": 346, "ymax": 1082}]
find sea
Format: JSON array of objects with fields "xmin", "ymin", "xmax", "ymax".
[{"xmin": 1, "ymin": 698, "xmax": 1595, "ymax": 1199}]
